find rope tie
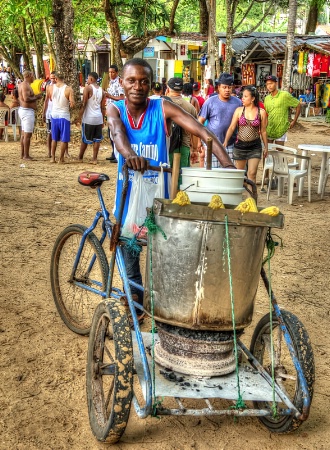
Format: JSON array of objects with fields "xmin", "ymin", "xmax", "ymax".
[
  {"xmin": 144, "ymin": 209, "xmax": 167, "ymax": 417},
  {"xmin": 266, "ymin": 231, "xmax": 279, "ymax": 419},
  {"xmin": 224, "ymin": 215, "xmax": 246, "ymax": 411}
]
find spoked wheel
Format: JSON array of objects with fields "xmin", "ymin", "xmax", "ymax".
[
  {"xmin": 86, "ymin": 299, "xmax": 133, "ymax": 443},
  {"xmin": 250, "ymin": 310, "xmax": 314, "ymax": 433},
  {"xmin": 50, "ymin": 224, "xmax": 109, "ymax": 335}
]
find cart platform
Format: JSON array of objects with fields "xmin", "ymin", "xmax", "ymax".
[{"xmin": 133, "ymin": 332, "xmax": 280, "ymax": 402}]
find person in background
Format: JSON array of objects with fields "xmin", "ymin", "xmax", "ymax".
[
  {"xmin": 161, "ymin": 77, "xmax": 167, "ymax": 96},
  {"xmin": 18, "ymin": 70, "xmax": 43, "ymax": 160},
  {"xmin": 42, "ymin": 71, "xmax": 56, "ymax": 158},
  {"xmin": 50, "ymin": 72, "xmax": 75, "ymax": 163},
  {"xmin": 149, "ymin": 82, "xmax": 163, "ymax": 99},
  {"xmin": 166, "ymin": 78, "xmax": 199, "ymax": 172},
  {"xmin": 204, "ymin": 79, "xmax": 215, "ymax": 98},
  {"xmin": 289, "ymin": 86, "xmax": 297, "ymax": 98},
  {"xmin": 263, "ymin": 74, "xmax": 300, "ymax": 189},
  {"xmin": 0, "ymin": 93, "xmax": 10, "ymax": 140},
  {"xmin": 223, "ymin": 85, "xmax": 268, "ymax": 184},
  {"xmin": 209, "ymin": 80, "xmax": 219, "ymax": 97},
  {"xmin": 182, "ymin": 82, "xmax": 200, "ymax": 114},
  {"xmin": 105, "ymin": 64, "xmax": 125, "ymax": 163},
  {"xmin": 77, "ymin": 72, "xmax": 106, "ymax": 164},
  {"xmin": 192, "ymin": 82, "xmax": 205, "ymax": 108},
  {"xmin": 9, "ymin": 88, "xmax": 21, "ymax": 138},
  {"xmin": 300, "ymin": 87, "xmax": 315, "ymax": 116},
  {"xmin": 198, "ymin": 72, "xmax": 241, "ymax": 167}
]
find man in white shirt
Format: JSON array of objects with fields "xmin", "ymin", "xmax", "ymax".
[
  {"xmin": 77, "ymin": 72, "xmax": 106, "ymax": 164},
  {"xmin": 105, "ymin": 64, "xmax": 124, "ymax": 163}
]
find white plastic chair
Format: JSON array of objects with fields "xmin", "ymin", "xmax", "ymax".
[
  {"xmin": 260, "ymin": 144, "xmax": 299, "ymax": 190},
  {"xmin": 267, "ymin": 150, "xmax": 311, "ymax": 205},
  {"xmin": 0, "ymin": 106, "xmax": 9, "ymax": 141},
  {"xmin": 305, "ymin": 102, "xmax": 316, "ymax": 118},
  {"xmin": 9, "ymin": 106, "xmax": 20, "ymax": 141},
  {"xmin": 320, "ymin": 157, "xmax": 330, "ymax": 199}
]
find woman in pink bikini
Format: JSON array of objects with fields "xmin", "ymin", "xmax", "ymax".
[{"xmin": 223, "ymin": 85, "xmax": 268, "ymax": 184}]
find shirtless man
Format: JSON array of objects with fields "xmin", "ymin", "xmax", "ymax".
[
  {"xmin": 50, "ymin": 72, "xmax": 75, "ymax": 163},
  {"xmin": 42, "ymin": 71, "xmax": 56, "ymax": 158},
  {"xmin": 18, "ymin": 70, "xmax": 42, "ymax": 160}
]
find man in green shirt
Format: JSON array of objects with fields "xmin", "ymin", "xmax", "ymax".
[
  {"xmin": 264, "ymin": 75, "xmax": 301, "ymax": 142},
  {"xmin": 263, "ymin": 75, "xmax": 301, "ymax": 190}
]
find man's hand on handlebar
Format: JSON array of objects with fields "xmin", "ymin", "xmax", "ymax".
[{"xmin": 126, "ymin": 155, "xmax": 148, "ymax": 173}]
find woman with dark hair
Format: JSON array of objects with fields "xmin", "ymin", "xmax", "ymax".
[
  {"xmin": 204, "ymin": 78, "xmax": 214, "ymax": 98},
  {"xmin": 182, "ymin": 82, "xmax": 200, "ymax": 113},
  {"xmin": 223, "ymin": 85, "xmax": 268, "ymax": 184}
]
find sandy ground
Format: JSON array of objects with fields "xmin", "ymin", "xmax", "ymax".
[{"xmin": 1, "ymin": 119, "xmax": 330, "ymax": 450}]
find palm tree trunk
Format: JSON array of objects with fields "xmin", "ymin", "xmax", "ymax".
[{"xmin": 282, "ymin": 0, "xmax": 297, "ymax": 91}]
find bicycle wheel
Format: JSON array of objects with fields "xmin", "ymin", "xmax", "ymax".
[
  {"xmin": 86, "ymin": 299, "xmax": 133, "ymax": 443},
  {"xmin": 50, "ymin": 224, "xmax": 109, "ymax": 335},
  {"xmin": 250, "ymin": 310, "xmax": 314, "ymax": 433}
]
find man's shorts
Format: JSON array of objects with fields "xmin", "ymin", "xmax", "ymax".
[
  {"xmin": 51, "ymin": 117, "xmax": 70, "ymax": 143},
  {"xmin": 82, "ymin": 123, "xmax": 103, "ymax": 144},
  {"xmin": 18, "ymin": 107, "xmax": 35, "ymax": 133},
  {"xmin": 269, "ymin": 133, "xmax": 287, "ymax": 143},
  {"xmin": 46, "ymin": 119, "xmax": 51, "ymax": 134}
]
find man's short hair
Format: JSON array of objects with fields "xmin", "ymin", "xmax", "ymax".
[
  {"xmin": 123, "ymin": 58, "xmax": 153, "ymax": 82},
  {"xmin": 109, "ymin": 64, "xmax": 119, "ymax": 72},
  {"xmin": 89, "ymin": 72, "xmax": 99, "ymax": 81},
  {"xmin": 23, "ymin": 70, "xmax": 33, "ymax": 79},
  {"xmin": 55, "ymin": 72, "xmax": 65, "ymax": 81}
]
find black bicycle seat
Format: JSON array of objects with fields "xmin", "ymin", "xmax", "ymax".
[{"xmin": 78, "ymin": 171, "xmax": 110, "ymax": 188}]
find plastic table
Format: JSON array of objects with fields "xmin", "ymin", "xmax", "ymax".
[{"xmin": 298, "ymin": 144, "xmax": 330, "ymax": 195}]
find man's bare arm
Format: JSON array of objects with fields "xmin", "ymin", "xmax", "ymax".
[
  {"xmin": 67, "ymin": 86, "xmax": 75, "ymax": 109},
  {"xmin": 107, "ymin": 103, "xmax": 147, "ymax": 172},
  {"xmin": 163, "ymin": 100, "xmax": 235, "ymax": 168}
]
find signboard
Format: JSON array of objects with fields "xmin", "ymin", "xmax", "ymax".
[{"xmin": 143, "ymin": 47, "xmax": 155, "ymax": 58}]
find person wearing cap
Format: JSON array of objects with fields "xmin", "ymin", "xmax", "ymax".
[
  {"xmin": 49, "ymin": 72, "xmax": 75, "ymax": 163},
  {"xmin": 192, "ymin": 82, "xmax": 205, "ymax": 108},
  {"xmin": 166, "ymin": 77, "xmax": 199, "ymax": 170},
  {"xmin": 300, "ymin": 87, "xmax": 315, "ymax": 117},
  {"xmin": 264, "ymin": 74, "xmax": 301, "ymax": 143},
  {"xmin": 107, "ymin": 58, "xmax": 235, "ymax": 319},
  {"xmin": 149, "ymin": 81, "xmax": 162, "ymax": 99},
  {"xmin": 198, "ymin": 72, "xmax": 242, "ymax": 167},
  {"xmin": 77, "ymin": 72, "xmax": 106, "ymax": 164}
]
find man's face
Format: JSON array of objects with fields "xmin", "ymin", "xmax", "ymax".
[
  {"xmin": 87, "ymin": 75, "xmax": 94, "ymax": 85},
  {"xmin": 50, "ymin": 74, "xmax": 56, "ymax": 84},
  {"xmin": 266, "ymin": 80, "xmax": 277, "ymax": 93},
  {"xmin": 218, "ymin": 84, "xmax": 232, "ymax": 99},
  {"xmin": 28, "ymin": 73, "xmax": 34, "ymax": 83},
  {"xmin": 121, "ymin": 65, "xmax": 151, "ymax": 106},
  {"xmin": 109, "ymin": 68, "xmax": 118, "ymax": 80}
]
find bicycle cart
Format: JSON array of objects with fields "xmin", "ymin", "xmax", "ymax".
[{"xmin": 50, "ymin": 165, "xmax": 314, "ymax": 444}]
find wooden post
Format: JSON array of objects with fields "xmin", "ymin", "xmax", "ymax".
[
  {"xmin": 206, "ymin": 137, "xmax": 213, "ymax": 170},
  {"xmin": 170, "ymin": 153, "xmax": 181, "ymax": 199}
]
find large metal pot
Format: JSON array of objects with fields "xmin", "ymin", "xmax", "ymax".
[{"xmin": 144, "ymin": 199, "xmax": 284, "ymax": 331}]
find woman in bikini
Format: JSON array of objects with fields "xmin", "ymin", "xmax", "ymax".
[{"xmin": 223, "ymin": 85, "xmax": 268, "ymax": 184}]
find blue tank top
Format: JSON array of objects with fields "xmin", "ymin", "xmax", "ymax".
[{"xmin": 113, "ymin": 99, "xmax": 170, "ymax": 222}]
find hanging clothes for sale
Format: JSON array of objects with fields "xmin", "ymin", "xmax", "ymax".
[
  {"xmin": 292, "ymin": 52, "xmax": 299, "ymax": 73},
  {"xmin": 328, "ymin": 60, "xmax": 330, "ymax": 77},
  {"xmin": 298, "ymin": 51, "xmax": 304, "ymax": 74},
  {"xmin": 307, "ymin": 52, "xmax": 314, "ymax": 77},
  {"xmin": 303, "ymin": 52, "xmax": 308, "ymax": 74},
  {"xmin": 320, "ymin": 54, "xmax": 329, "ymax": 73},
  {"xmin": 313, "ymin": 53, "xmax": 322, "ymax": 77}
]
